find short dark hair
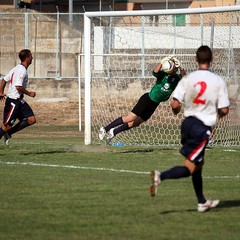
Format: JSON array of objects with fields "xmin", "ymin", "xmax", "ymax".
[
  {"xmin": 19, "ymin": 49, "xmax": 31, "ymax": 62},
  {"xmin": 196, "ymin": 45, "xmax": 212, "ymax": 64}
]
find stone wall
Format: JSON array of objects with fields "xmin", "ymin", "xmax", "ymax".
[{"xmin": 27, "ymin": 78, "xmax": 81, "ymax": 102}]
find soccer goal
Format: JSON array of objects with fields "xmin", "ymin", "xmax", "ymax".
[{"xmin": 84, "ymin": 5, "xmax": 240, "ymax": 146}]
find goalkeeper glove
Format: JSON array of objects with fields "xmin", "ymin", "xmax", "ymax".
[
  {"xmin": 171, "ymin": 56, "xmax": 181, "ymax": 68},
  {"xmin": 160, "ymin": 55, "xmax": 173, "ymax": 65}
]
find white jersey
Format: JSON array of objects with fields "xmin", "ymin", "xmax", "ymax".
[
  {"xmin": 4, "ymin": 64, "xmax": 29, "ymax": 100},
  {"xmin": 173, "ymin": 70, "xmax": 230, "ymax": 127}
]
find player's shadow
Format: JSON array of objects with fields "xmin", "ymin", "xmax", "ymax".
[
  {"xmin": 116, "ymin": 147, "xmax": 176, "ymax": 154},
  {"xmin": 217, "ymin": 200, "xmax": 240, "ymax": 209},
  {"xmin": 159, "ymin": 200, "xmax": 240, "ymax": 214}
]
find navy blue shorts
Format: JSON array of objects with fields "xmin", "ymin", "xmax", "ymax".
[
  {"xmin": 131, "ymin": 93, "xmax": 159, "ymax": 121},
  {"xmin": 180, "ymin": 116, "xmax": 212, "ymax": 164},
  {"xmin": 3, "ymin": 97, "xmax": 34, "ymax": 126}
]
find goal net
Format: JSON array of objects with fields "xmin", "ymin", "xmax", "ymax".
[{"xmin": 84, "ymin": 6, "xmax": 240, "ymax": 146}]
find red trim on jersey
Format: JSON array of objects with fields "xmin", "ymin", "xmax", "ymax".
[
  {"xmin": 189, "ymin": 139, "xmax": 207, "ymax": 161},
  {"xmin": 10, "ymin": 73, "xmax": 14, "ymax": 84}
]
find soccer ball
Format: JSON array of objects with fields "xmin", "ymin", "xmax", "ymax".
[{"xmin": 161, "ymin": 60, "xmax": 175, "ymax": 74}]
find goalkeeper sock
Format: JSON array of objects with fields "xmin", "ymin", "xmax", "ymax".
[
  {"xmin": 105, "ymin": 117, "xmax": 123, "ymax": 132},
  {"xmin": 161, "ymin": 166, "xmax": 191, "ymax": 181},
  {"xmin": 114, "ymin": 123, "xmax": 130, "ymax": 136}
]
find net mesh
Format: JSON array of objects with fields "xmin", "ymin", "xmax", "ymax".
[{"xmin": 89, "ymin": 10, "xmax": 240, "ymax": 146}]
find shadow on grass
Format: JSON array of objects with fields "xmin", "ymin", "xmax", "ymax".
[
  {"xmin": 218, "ymin": 200, "xmax": 240, "ymax": 208},
  {"xmin": 20, "ymin": 150, "xmax": 67, "ymax": 155},
  {"xmin": 159, "ymin": 200, "xmax": 240, "ymax": 214},
  {"xmin": 118, "ymin": 149, "xmax": 154, "ymax": 154},
  {"xmin": 160, "ymin": 209, "xmax": 195, "ymax": 214}
]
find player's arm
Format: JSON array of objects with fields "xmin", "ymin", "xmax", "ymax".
[
  {"xmin": 217, "ymin": 78, "xmax": 230, "ymax": 118},
  {"xmin": 171, "ymin": 56, "xmax": 186, "ymax": 77},
  {"xmin": 16, "ymin": 85, "xmax": 36, "ymax": 98},
  {"xmin": 0, "ymin": 79, "xmax": 7, "ymax": 102},
  {"xmin": 171, "ymin": 97, "xmax": 181, "ymax": 115},
  {"xmin": 218, "ymin": 107, "xmax": 229, "ymax": 118},
  {"xmin": 153, "ymin": 63, "xmax": 162, "ymax": 73},
  {"xmin": 180, "ymin": 68, "xmax": 186, "ymax": 77},
  {"xmin": 154, "ymin": 56, "xmax": 173, "ymax": 73}
]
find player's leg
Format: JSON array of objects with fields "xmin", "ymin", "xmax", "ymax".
[
  {"xmin": 99, "ymin": 112, "xmax": 136, "ymax": 140},
  {"xmin": 7, "ymin": 102, "xmax": 36, "ymax": 136},
  {"xmin": 8, "ymin": 116, "xmax": 36, "ymax": 135},
  {"xmin": 99, "ymin": 116, "xmax": 125, "ymax": 140},
  {"xmin": 105, "ymin": 113, "xmax": 140, "ymax": 144},
  {"xmin": 110, "ymin": 114, "xmax": 143, "ymax": 136},
  {"xmin": 0, "ymin": 98, "xmax": 19, "ymax": 140},
  {"xmin": 0, "ymin": 124, "xmax": 12, "ymax": 139},
  {"xmin": 104, "ymin": 112, "xmax": 138, "ymax": 132},
  {"xmin": 149, "ymin": 117, "xmax": 209, "ymax": 197},
  {"xmin": 149, "ymin": 161, "xmax": 192, "ymax": 197},
  {"xmin": 100, "ymin": 93, "xmax": 147, "ymax": 140},
  {"xmin": 105, "ymin": 92, "xmax": 149, "ymax": 133},
  {"xmin": 192, "ymin": 162, "xmax": 206, "ymax": 204}
]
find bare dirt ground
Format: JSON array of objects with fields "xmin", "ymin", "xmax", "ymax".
[
  {"xmin": 0, "ymin": 99, "xmax": 84, "ymax": 141},
  {"xmin": 0, "ymin": 100, "xmax": 80, "ymax": 126},
  {"xmin": 31, "ymin": 100, "xmax": 80, "ymax": 126}
]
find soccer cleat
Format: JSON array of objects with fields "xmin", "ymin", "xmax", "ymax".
[
  {"xmin": 106, "ymin": 128, "xmax": 115, "ymax": 145},
  {"xmin": 197, "ymin": 199, "xmax": 220, "ymax": 212},
  {"xmin": 99, "ymin": 127, "xmax": 106, "ymax": 140},
  {"xmin": 149, "ymin": 170, "xmax": 161, "ymax": 197},
  {"xmin": 3, "ymin": 132, "xmax": 11, "ymax": 146}
]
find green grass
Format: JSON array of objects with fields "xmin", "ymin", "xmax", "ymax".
[{"xmin": 0, "ymin": 126, "xmax": 239, "ymax": 240}]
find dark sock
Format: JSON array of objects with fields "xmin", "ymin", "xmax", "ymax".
[
  {"xmin": 161, "ymin": 166, "xmax": 191, "ymax": 181},
  {"xmin": 0, "ymin": 127, "xmax": 6, "ymax": 139},
  {"xmin": 113, "ymin": 123, "xmax": 130, "ymax": 136},
  {"xmin": 192, "ymin": 169, "xmax": 206, "ymax": 204},
  {"xmin": 105, "ymin": 117, "xmax": 123, "ymax": 132},
  {"xmin": 8, "ymin": 119, "xmax": 30, "ymax": 135}
]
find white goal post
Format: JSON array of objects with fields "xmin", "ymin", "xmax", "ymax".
[{"xmin": 84, "ymin": 5, "xmax": 240, "ymax": 146}]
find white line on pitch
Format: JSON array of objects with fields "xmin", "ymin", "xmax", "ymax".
[
  {"xmin": 0, "ymin": 161, "xmax": 239, "ymax": 179},
  {"xmin": 0, "ymin": 161, "xmax": 147, "ymax": 175}
]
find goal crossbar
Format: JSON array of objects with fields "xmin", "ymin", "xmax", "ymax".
[{"xmin": 84, "ymin": 5, "xmax": 240, "ymax": 17}]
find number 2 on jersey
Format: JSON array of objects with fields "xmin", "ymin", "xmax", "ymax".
[{"xmin": 193, "ymin": 81, "xmax": 206, "ymax": 104}]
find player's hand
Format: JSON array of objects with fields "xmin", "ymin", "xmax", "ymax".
[
  {"xmin": 0, "ymin": 93, "xmax": 6, "ymax": 102},
  {"xmin": 160, "ymin": 55, "xmax": 173, "ymax": 65},
  {"xmin": 171, "ymin": 56, "xmax": 181, "ymax": 68},
  {"xmin": 29, "ymin": 91, "xmax": 36, "ymax": 98}
]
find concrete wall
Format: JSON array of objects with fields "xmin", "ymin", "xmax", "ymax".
[
  {"xmin": 0, "ymin": 10, "xmax": 83, "ymax": 78},
  {"xmin": 27, "ymin": 78, "xmax": 80, "ymax": 102}
]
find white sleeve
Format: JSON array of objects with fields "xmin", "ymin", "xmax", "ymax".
[
  {"xmin": 15, "ymin": 69, "xmax": 26, "ymax": 87},
  {"xmin": 3, "ymin": 72, "xmax": 11, "ymax": 83},
  {"xmin": 217, "ymin": 78, "xmax": 230, "ymax": 109},
  {"xmin": 172, "ymin": 76, "xmax": 186, "ymax": 103}
]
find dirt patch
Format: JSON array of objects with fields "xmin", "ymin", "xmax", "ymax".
[{"xmin": 29, "ymin": 100, "xmax": 80, "ymax": 126}]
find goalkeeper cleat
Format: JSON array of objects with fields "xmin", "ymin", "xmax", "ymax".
[
  {"xmin": 197, "ymin": 199, "xmax": 220, "ymax": 213},
  {"xmin": 149, "ymin": 170, "xmax": 161, "ymax": 197},
  {"xmin": 3, "ymin": 132, "xmax": 11, "ymax": 146},
  {"xmin": 99, "ymin": 127, "xmax": 106, "ymax": 140},
  {"xmin": 106, "ymin": 128, "xmax": 115, "ymax": 145}
]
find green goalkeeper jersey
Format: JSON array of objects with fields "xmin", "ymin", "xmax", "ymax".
[{"xmin": 149, "ymin": 70, "xmax": 182, "ymax": 103}]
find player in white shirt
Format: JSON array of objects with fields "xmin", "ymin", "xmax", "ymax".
[
  {"xmin": 149, "ymin": 46, "xmax": 230, "ymax": 212},
  {"xmin": 0, "ymin": 49, "xmax": 36, "ymax": 145}
]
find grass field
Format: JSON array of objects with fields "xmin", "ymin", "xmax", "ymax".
[{"xmin": 0, "ymin": 126, "xmax": 239, "ymax": 240}]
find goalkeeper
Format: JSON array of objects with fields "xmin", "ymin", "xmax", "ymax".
[{"xmin": 99, "ymin": 55, "xmax": 186, "ymax": 144}]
